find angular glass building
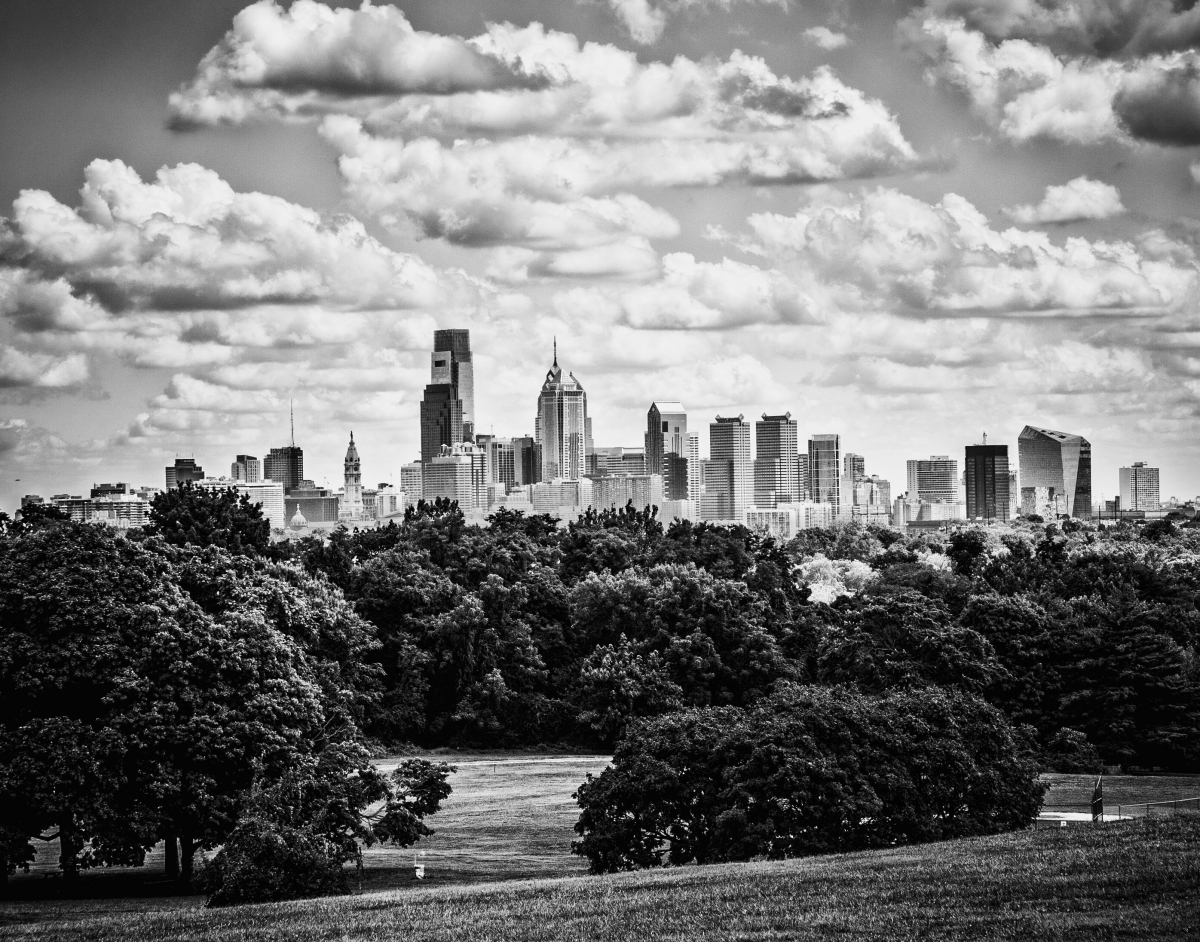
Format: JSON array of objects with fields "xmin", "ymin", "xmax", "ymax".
[
  {"xmin": 807, "ymin": 434, "xmax": 841, "ymax": 516},
  {"xmin": 433, "ymin": 329, "xmax": 475, "ymax": 441},
  {"xmin": 1018, "ymin": 425, "xmax": 1091, "ymax": 519},
  {"xmin": 645, "ymin": 401, "xmax": 687, "ymax": 476},
  {"xmin": 536, "ymin": 344, "xmax": 588, "ymax": 482}
]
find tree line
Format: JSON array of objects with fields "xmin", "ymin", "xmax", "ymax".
[{"xmin": 2, "ymin": 488, "xmax": 1198, "ymax": 889}]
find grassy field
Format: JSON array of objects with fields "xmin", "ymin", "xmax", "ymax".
[
  {"xmin": 2, "ymin": 757, "xmax": 1198, "ymax": 938},
  {"xmin": 1, "ymin": 811, "xmax": 1197, "ymax": 941}
]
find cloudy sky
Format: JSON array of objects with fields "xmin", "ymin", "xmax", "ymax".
[{"xmin": 4, "ymin": 0, "xmax": 1200, "ymax": 508}]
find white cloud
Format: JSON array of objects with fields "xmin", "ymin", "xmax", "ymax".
[
  {"xmin": 1004, "ymin": 176, "xmax": 1126, "ymax": 223},
  {"xmin": 604, "ymin": 0, "xmax": 788, "ymax": 45},
  {"xmin": 909, "ymin": 16, "xmax": 1200, "ymax": 146},
  {"xmin": 0, "ymin": 348, "xmax": 88, "ymax": 389},
  {"xmin": 804, "ymin": 26, "xmax": 849, "ymax": 50},
  {"xmin": 723, "ymin": 186, "xmax": 1196, "ymax": 317}
]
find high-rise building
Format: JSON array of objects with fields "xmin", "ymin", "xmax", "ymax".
[
  {"xmin": 90, "ymin": 482, "xmax": 131, "ymax": 498},
  {"xmin": 592, "ymin": 474, "xmax": 663, "ymax": 512},
  {"xmin": 1119, "ymin": 462, "xmax": 1160, "ymax": 512},
  {"xmin": 1018, "ymin": 425, "xmax": 1092, "ymax": 519},
  {"xmin": 231, "ymin": 455, "xmax": 261, "ymax": 483},
  {"xmin": 907, "ymin": 456, "xmax": 958, "ymax": 502},
  {"xmin": 645, "ymin": 402, "xmax": 688, "ymax": 476},
  {"xmin": 753, "ymin": 413, "xmax": 799, "ymax": 509},
  {"xmin": 808, "ymin": 434, "xmax": 841, "ymax": 515},
  {"xmin": 536, "ymin": 342, "xmax": 588, "ymax": 482},
  {"xmin": 797, "ymin": 453, "xmax": 810, "ymax": 501},
  {"xmin": 400, "ymin": 461, "xmax": 423, "ymax": 501},
  {"xmin": 286, "ymin": 484, "xmax": 340, "ymax": 524},
  {"xmin": 196, "ymin": 478, "xmax": 286, "ymax": 529},
  {"xmin": 663, "ymin": 452, "xmax": 689, "ymax": 501},
  {"xmin": 511, "ymin": 435, "xmax": 538, "ymax": 485},
  {"xmin": 432, "ymin": 329, "xmax": 475, "ymax": 441},
  {"xmin": 424, "ymin": 442, "xmax": 486, "ymax": 511},
  {"xmin": 854, "ymin": 475, "xmax": 892, "ymax": 523},
  {"xmin": 263, "ymin": 447, "xmax": 303, "ymax": 493},
  {"xmin": 165, "ymin": 458, "xmax": 204, "ymax": 490},
  {"xmin": 709, "ymin": 415, "xmax": 752, "ymax": 521},
  {"xmin": 420, "ymin": 381, "xmax": 464, "ymax": 465},
  {"xmin": 686, "ymin": 433, "xmax": 701, "ymax": 504},
  {"xmin": 965, "ymin": 441, "xmax": 1011, "ymax": 522},
  {"xmin": 340, "ymin": 432, "xmax": 364, "ymax": 521}
]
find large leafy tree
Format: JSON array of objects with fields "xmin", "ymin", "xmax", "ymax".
[
  {"xmin": 0, "ymin": 524, "xmax": 380, "ymax": 883},
  {"xmin": 149, "ymin": 481, "xmax": 270, "ymax": 555}
]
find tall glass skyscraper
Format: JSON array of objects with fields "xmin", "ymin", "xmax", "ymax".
[
  {"xmin": 754, "ymin": 413, "xmax": 798, "ymax": 508},
  {"xmin": 263, "ymin": 446, "xmax": 303, "ymax": 494},
  {"xmin": 536, "ymin": 343, "xmax": 588, "ymax": 482},
  {"xmin": 645, "ymin": 401, "xmax": 687, "ymax": 476},
  {"xmin": 433, "ymin": 329, "xmax": 475, "ymax": 441},
  {"xmin": 808, "ymin": 434, "xmax": 841, "ymax": 514},
  {"xmin": 420, "ymin": 383, "xmax": 463, "ymax": 465},
  {"xmin": 1018, "ymin": 425, "xmax": 1091, "ymax": 519}
]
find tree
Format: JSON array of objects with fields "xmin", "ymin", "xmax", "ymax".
[
  {"xmin": 946, "ymin": 529, "xmax": 989, "ymax": 576},
  {"xmin": 149, "ymin": 481, "xmax": 270, "ymax": 555},
  {"xmin": 0, "ymin": 524, "xmax": 380, "ymax": 882},
  {"xmin": 204, "ymin": 756, "xmax": 454, "ymax": 906},
  {"xmin": 573, "ymin": 685, "xmax": 1044, "ymax": 873},
  {"xmin": 816, "ymin": 589, "xmax": 1002, "ymax": 695},
  {"xmin": 572, "ymin": 636, "xmax": 684, "ymax": 748}
]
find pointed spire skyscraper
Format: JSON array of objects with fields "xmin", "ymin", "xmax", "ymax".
[{"xmin": 536, "ymin": 341, "xmax": 587, "ymax": 482}]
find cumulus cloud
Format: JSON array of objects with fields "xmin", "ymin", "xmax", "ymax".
[
  {"xmin": 804, "ymin": 26, "xmax": 849, "ymax": 50},
  {"xmin": 722, "ymin": 186, "xmax": 1196, "ymax": 317},
  {"xmin": 1003, "ymin": 175, "xmax": 1126, "ymax": 224},
  {"xmin": 171, "ymin": 7, "xmax": 916, "ymax": 262},
  {"xmin": 908, "ymin": 14, "xmax": 1200, "ymax": 146},
  {"xmin": 168, "ymin": 0, "xmax": 550, "ymax": 128}
]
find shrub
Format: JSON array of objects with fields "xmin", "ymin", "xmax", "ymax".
[{"xmin": 203, "ymin": 817, "xmax": 348, "ymax": 907}]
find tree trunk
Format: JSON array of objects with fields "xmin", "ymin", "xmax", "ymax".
[
  {"xmin": 180, "ymin": 835, "xmax": 195, "ymax": 885},
  {"xmin": 164, "ymin": 833, "xmax": 179, "ymax": 880},
  {"xmin": 59, "ymin": 819, "xmax": 79, "ymax": 883}
]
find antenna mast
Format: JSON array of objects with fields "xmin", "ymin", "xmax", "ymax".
[{"xmin": 290, "ymin": 400, "xmax": 295, "ymax": 447}]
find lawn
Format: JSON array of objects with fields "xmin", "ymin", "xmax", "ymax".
[
  {"xmin": 2, "ymin": 757, "xmax": 1199, "ymax": 939},
  {"xmin": 1, "ymin": 811, "xmax": 1197, "ymax": 941}
]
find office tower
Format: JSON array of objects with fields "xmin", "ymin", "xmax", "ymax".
[
  {"xmin": 645, "ymin": 402, "xmax": 688, "ymax": 476},
  {"xmin": 700, "ymin": 459, "xmax": 733, "ymax": 520},
  {"xmin": 965, "ymin": 440, "xmax": 1011, "ymax": 522},
  {"xmin": 400, "ymin": 461, "xmax": 423, "ymax": 499},
  {"xmin": 424, "ymin": 442, "xmax": 486, "ymax": 510},
  {"xmin": 708, "ymin": 415, "xmax": 752, "ymax": 520},
  {"xmin": 231, "ymin": 455, "xmax": 261, "ymax": 483},
  {"xmin": 196, "ymin": 478, "xmax": 286, "ymax": 529},
  {"xmin": 340, "ymin": 432, "xmax": 364, "ymax": 521},
  {"xmin": 263, "ymin": 447, "xmax": 303, "ymax": 493},
  {"xmin": 19, "ymin": 495, "xmax": 44, "ymax": 509},
  {"xmin": 906, "ymin": 456, "xmax": 958, "ymax": 502},
  {"xmin": 686, "ymin": 433, "xmax": 701, "ymax": 504},
  {"xmin": 797, "ymin": 453, "xmax": 809, "ymax": 501},
  {"xmin": 1018, "ymin": 425, "xmax": 1092, "ymax": 519},
  {"xmin": 807, "ymin": 434, "xmax": 841, "ymax": 514},
  {"xmin": 854, "ymin": 475, "xmax": 892, "ymax": 523},
  {"xmin": 844, "ymin": 453, "xmax": 865, "ymax": 485},
  {"xmin": 90, "ymin": 482, "xmax": 131, "ymax": 498},
  {"xmin": 420, "ymin": 382, "xmax": 464, "ymax": 465},
  {"xmin": 663, "ymin": 452, "xmax": 689, "ymax": 501},
  {"xmin": 592, "ymin": 474, "xmax": 664, "ymax": 512},
  {"xmin": 536, "ymin": 342, "xmax": 588, "ymax": 482},
  {"xmin": 165, "ymin": 457, "xmax": 204, "ymax": 490},
  {"xmin": 433, "ymin": 329, "xmax": 475, "ymax": 441},
  {"xmin": 509, "ymin": 435, "xmax": 538, "ymax": 485},
  {"xmin": 1119, "ymin": 462, "xmax": 1160, "ymax": 512},
  {"xmin": 753, "ymin": 413, "xmax": 799, "ymax": 509}
]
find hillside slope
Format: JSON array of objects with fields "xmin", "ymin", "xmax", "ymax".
[{"xmin": 3, "ymin": 814, "xmax": 1198, "ymax": 942}]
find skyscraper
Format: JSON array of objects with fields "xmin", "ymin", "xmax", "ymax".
[
  {"xmin": 231, "ymin": 454, "xmax": 261, "ymax": 483},
  {"xmin": 264, "ymin": 402, "xmax": 304, "ymax": 494},
  {"xmin": 536, "ymin": 342, "xmax": 588, "ymax": 482},
  {"xmin": 808, "ymin": 434, "xmax": 841, "ymax": 514},
  {"xmin": 1119, "ymin": 462, "xmax": 1160, "ymax": 512},
  {"xmin": 340, "ymin": 432, "xmax": 364, "ymax": 521},
  {"xmin": 965, "ymin": 440, "xmax": 1011, "ymax": 522},
  {"xmin": 166, "ymin": 457, "xmax": 204, "ymax": 490},
  {"xmin": 907, "ymin": 456, "xmax": 958, "ymax": 502},
  {"xmin": 842, "ymin": 452, "xmax": 865, "ymax": 514},
  {"xmin": 420, "ymin": 383, "xmax": 464, "ymax": 465},
  {"xmin": 686, "ymin": 433, "xmax": 701, "ymax": 504},
  {"xmin": 645, "ymin": 401, "xmax": 688, "ymax": 476},
  {"xmin": 708, "ymin": 415, "xmax": 752, "ymax": 520},
  {"xmin": 753, "ymin": 413, "xmax": 799, "ymax": 508},
  {"xmin": 1018, "ymin": 425, "xmax": 1092, "ymax": 519},
  {"xmin": 433, "ymin": 328, "xmax": 475, "ymax": 441}
]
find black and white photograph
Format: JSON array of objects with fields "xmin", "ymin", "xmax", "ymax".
[{"xmin": 1, "ymin": 0, "xmax": 1199, "ymax": 937}]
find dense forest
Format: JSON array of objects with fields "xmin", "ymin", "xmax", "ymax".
[{"xmin": 2, "ymin": 491, "xmax": 1199, "ymax": 891}]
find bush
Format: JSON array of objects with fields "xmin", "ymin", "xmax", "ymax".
[
  {"xmin": 573, "ymin": 684, "xmax": 1044, "ymax": 873},
  {"xmin": 203, "ymin": 817, "xmax": 348, "ymax": 907}
]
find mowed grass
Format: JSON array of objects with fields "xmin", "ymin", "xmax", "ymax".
[
  {"xmin": 2, "ymin": 812, "xmax": 1198, "ymax": 941},
  {"xmin": 1041, "ymin": 772, "xmax": 1200, "ymax": 815}
]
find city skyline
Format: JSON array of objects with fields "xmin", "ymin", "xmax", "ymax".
[{"xmin": 5, "ymin": 1, "xmax": 1200, "ymax": 511}]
